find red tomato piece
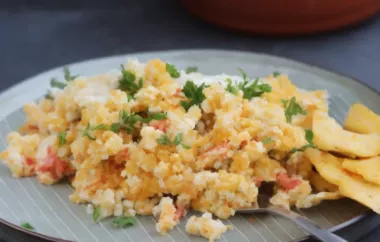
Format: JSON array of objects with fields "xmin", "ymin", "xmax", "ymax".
[
  {"xmin": 276, "ymin": 173, "xmax": 301, "ymax": 191},
  {"xmin": 37, "ymin": 147, "xmax": 66, "ymax": 180}
]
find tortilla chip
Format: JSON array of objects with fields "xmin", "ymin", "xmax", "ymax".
[
  {"xmin": 343, "ymin": 156, "xmax": 380, "ymax": 186},
  {"xmin": 309, "ymin": 171, "xmax": 338, "ymax": 192},
  {"xmin": 344, "ymin": 103, "xmax": 380, "ymax": 134},
  {"xmin": 305, "ymin": 148, "xmax": 380, "ymax": 213},
  {"xmin": 296, "ymin": 191, "xmax": 342, "ymax": 209},
  {"xmin": 313, "ymin": 110, "xmax": 380, "ymax": 157}
]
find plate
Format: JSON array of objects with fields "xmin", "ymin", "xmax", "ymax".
[{"xmin": 0, "ymin": 50, "xmax": 377, "ymax": 242}]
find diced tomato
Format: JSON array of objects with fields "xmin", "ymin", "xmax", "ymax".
[
  {"xmin": 173, "ymin": 88, "xmax": 182, "ymax": 97},
  {"xmin": 25, "ymin": 157, "xmax": 35, "ymax": 166},
  {"xmin": 200, "ymin": 142, "xmax": 228, "ymax": 159},
  {"xmin": 37, "ymin": 147, "xmax": 66, "ymax": 180},
  {"xmin": 150, "ymin": 119, "xmax": 169, "ymax": 132},
  {"xmin": 174, "ymin": 206, "xmax": 186, "ymax": 222},
  {"xmin": 28, "ymin": 125, "xmax": 39, "ymax": 131},
  {"xmin": 114, "ymin": 147, "xmax": 130, "ymax": 163},
  {"xmin": 276, "ymin": 173, "xmax": 301, "ymax": 191},
  {"xmin": 239, "ymin": 140, "xmax": 248, "ymax": 149}
]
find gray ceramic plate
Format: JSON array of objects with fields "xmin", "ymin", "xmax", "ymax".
[{"xmin": 0, "ymin": 50, "xmax": 376, "ymax": 242}]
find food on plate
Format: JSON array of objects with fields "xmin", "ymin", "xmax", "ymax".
[
  {"xmin": 309, "ymin": 171, "xmax": 339, "ymax": 193},
  {"xmin": 1, "ymin": 58, "xmax": 380, "ymax": 240},
  {"xmin": 186, "ymin": 212, "xmax": 232, "ymax": 242},
  {"xmin": 305, "ymin": 149, "xmax": 380, "ymax": 213},
  {"xmin": 344, "ymin": 103, "xmax": 380, "ymax": 134},
  {"xmin": 342, "ymin": 156, "xmax": 380, "ymax": 186},
  {"xmin": 312, "ymin": 110, "xmax": 380, "ymax": 157}
]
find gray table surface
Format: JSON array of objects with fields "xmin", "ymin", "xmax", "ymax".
[{"xmin": 0, "ymin": 0, "xmax": 379, "ymax": 241}]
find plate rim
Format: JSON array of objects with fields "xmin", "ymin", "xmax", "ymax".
[{"xmin": 0, "ymin": 49, "xmax": 377, "ymax": 242}]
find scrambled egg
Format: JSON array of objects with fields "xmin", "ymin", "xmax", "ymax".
[
  {"xmin": 186, "ymin": 212, "xmax": 232, "ymax": 242},
  {"xmin": 1, "ymin": 58, "xmax": 347, "ymax": 240}
]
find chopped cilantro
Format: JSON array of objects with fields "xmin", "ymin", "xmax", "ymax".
[
  {"xmin": 58, "ymin": 132, "xmax": 67, "ymax": 146},
  {"xmin": 83, "ymin": 123, "xmax": 107, "ymax": 140},
  {"xmin": 291, "ymin": 129, "xmax": 316, "ymax": 153},
  {"xmin": 157, "ymin": 134, "xmax": 172, "ymax": 145},
  {"xmin": 110, "ymin": 123, "xmax": 121, "ymax": 133},
  {"xmin": 233, "ymin": 68, "xmax": 272, "ymax": 100},
  {"xmin": 157, "ymin": 133, "xmax": 187, "ymax": 148},
  {"xmin": 118, "ymin": 65, "xmax": 143, "ymax": 97},
  {"xmin": 180, "ymin": 80, "xmax": 206, "ymax": 111},
  {"xmin": 118, "ymin": 110, "xmax": 143, "ymax": 134},
  {"xmin": 143, "ymin": 112, "xmax": 167, "ymax": 123},
  {"xmin": 50, "ymin": 78, "xmax": 66, "ymax": 89},
  {"xmin": 63, "ymin": 67, "xmax": 78, "ymax": 81},
  {"xmin": 237, "ymin": 68, "xmax": 248, "ymax": 81},
  {"xmin": 305, "ymin": 129, "xmax": 314, "ymax": 143},
  {"xmin": 46, "ymin": 67, "xmax": 79, "ymax": 98},
  {"xmin": 21, "ymin": 222, "xmax": 34, "ymax": 230},
  {"xmin": 261, "ymin": 137, "xmax": 273, "ymax": 144},
  {"xmin": 93, "ymin": 207, "xmax": 101, "ymax": 223},
  {"xmin": 240, "ymin": 79, "xmax": 272, "ymax": 100},
  {"xmin": 166, "ymin": 63, "xmax": 180, "ymax": 78},
  {"xmin": 225, "ymin": 78, "xmax": 239, "ymax": 95},
  {"xmin": 282, "ymin": 97, "xmax": 307, "ymax": 123},
  {"xmin": 112, "ymin": 216, "xmax": 135, "ymax": 228},
  {"xmin": 110, "ymin": 110, "xmax": 166, "ymax": 134},
  {"xmin": 185, "ymin": 66, "xmax": 198, "ymax": 74},
  {"xmin": 272, "ymin": 71, "xmax": 281, "ymax": 77},
  {"xmin": 172, "ymin": 133, "xmax": 183, "ymax": 146}
]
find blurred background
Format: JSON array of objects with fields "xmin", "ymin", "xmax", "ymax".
[{"xmin": 0, "ymin": 0, "xmax": 379, "ymax": 93}]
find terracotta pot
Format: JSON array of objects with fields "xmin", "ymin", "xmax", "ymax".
[{"xmin": 180, "ymin": 0, "xmax": 380, "ymax": 35}]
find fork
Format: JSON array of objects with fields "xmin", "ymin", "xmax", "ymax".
[{"xmin": 237, "ymin": 195, "xmax": 347, "ymax": 242}]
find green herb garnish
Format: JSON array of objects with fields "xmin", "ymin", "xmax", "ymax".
[
  {"xmin": 229, "ymin": 68, "xmax": 272, "ymax": 100},
  {"xmin": 225, "ymin": 78, "xmax": 239, "ymax": 95},
  {"xmin": 83, "ymin": 123, "xmax": 107, "ymax": 140},
  {"xmin": 50, "ymin": 78, "xmax": 66, "ymax": 89},
  {"xmin": 172, "ymin": 133, "xmax": 183, "ymax": 146},
  {"xmin": 261, "ymin": 137, "xmax": 273, "ymax": 144},
  {"xmin": 185, "ymin": 66, "xmax": 198, "ymax": 74},
  {"xmin": 180, "ymin": 80, "xmax": 206, "ymax": 111},
  {"xmin": 237, "ymin": 68, "xmax": 248, "ymax": 81},
  {"xmin": 282, "ymin": 97, "xmax": 307, "ymax": 123},
  {"xmin": 291, "ymin": 129, "xmax": 316, "ymax": 153},
  {"xmin": 157, "ymin": 133, "xmax": 188, "ymax": 148},
  {"xmin": 63, "ymin": 67, "xmax": 78, "ymax": 81},
  {"xmin": 240, "ymin": 79, "xmax": 272, "ymax": 100},
  {"xmin": 143, "ymin": 112, "xmax": 167, "ymax": 123},
  {"xmin": 112, "ymin": 216, "xmax": 135, "ymax": 228},
  {"xmin": 110, "ymin": 123, "xmax": 122, "ymax": 133},
  {"xmin": 93, "ymin": 207, "xmax": 101, "ymax": 223},
  {"xmin": 58, "ymin": 132, "xmax": 67, "ymax": 146},
  {"xmin": 118, "ymin": 65, "xmax": 143, "ymax": 97},
  {"xmin": 166, "ymin": 63, "xmax": 180, "ymax": 78},
  {"xmin": 110, "ymin": 110, "xmax": 166, "ymax": 134},
  {"xmin": 157, "ymin": 134, "xmax": 172, "ymax": 145},
  {"xmin": 21, "ymin": 222, "xmax": 34, "ymax": 230},
  {"xmin": 272, "ymin": 71, "xmax": 281, "ymax": 77}
]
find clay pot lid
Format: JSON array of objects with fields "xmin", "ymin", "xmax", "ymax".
[{"xmin": 180, "ymin": 0, "xmax": 380, "ymax": 35}]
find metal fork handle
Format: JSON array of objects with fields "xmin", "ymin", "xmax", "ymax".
[{"xmin": 239, "ymin": 206, "xmax": 347, "ymax": 242}]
